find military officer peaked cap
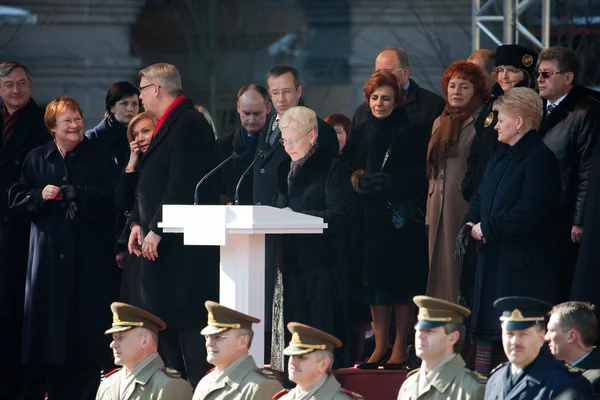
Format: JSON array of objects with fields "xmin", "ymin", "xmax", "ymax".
[
  {"xmin": 494, "ymin": 296, "xmax": 552, "ymax": 331},
  {"xmin": 413, "ymin": 295, "xmax": 471, "ymax": 330},
  {"xmin": 201, "ymin": 301, "xmax": 260, "ymax": 335},
  {"xmin": 283, "ymin": 322, "xmax": 342, "ymax": 356},
  {"xmin": 105, "ymin": 302, "xmax": 167, "ymax": 335}
]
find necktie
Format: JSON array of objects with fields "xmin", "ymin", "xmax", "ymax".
[{"xmin": 547, "ymin": 103, "xmax": 556, "ymax": 115}]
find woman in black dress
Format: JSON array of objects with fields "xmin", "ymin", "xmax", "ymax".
[{"xmin": 344, "ymin": 71, "xmax": 429, "ymax": 369}]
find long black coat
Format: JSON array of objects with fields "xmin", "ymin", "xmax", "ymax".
[
  {"xmin": 274, "ymin": 146, "xmax": 353, "ymax": 368},
  {"xmin": 85, "ymin": 117, "xmax": 129, "ymax": 168},
  {"xmin": 343, "ymin": 107, "xmax": 429, "ymax": 299},
  {"xmin": 352, "ymin": 78, "xmax": 445, "ymax": 132},
  {"xmin": 465, "ymin": 131, "xmax": 561, "ymax": 338},
  {"xmin": 538, "ymin": 85, "xmax": 600, "ymax": 301},
  {"xmin": 485, "ymin": 346, "xmax": 593, "ymax": 400},
  {"xmin": 0, "ymin": 99, "xmax": 50, "ymax": 321},
  {"xmin": 216, "ymin": 126, "xmax": 260, "ymax": 205},
  {"xmin": 124, "ymin": 97, "xmax": 219, "ymax": 329},
  {"xmin": 9, "ymin": 138, "xmax": 120, "ymax": 364}
]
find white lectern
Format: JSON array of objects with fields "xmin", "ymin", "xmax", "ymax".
[{"xmin": 158, "ymin": 205, "xmax": 327, "ymax": 366}]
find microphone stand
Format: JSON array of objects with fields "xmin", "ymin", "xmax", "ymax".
[
  {"xmin": 234, "ymin": 150, "xmax": 264, "ymax": 205},
  {"xmin": 194, "ymin": 151, "xmax": 245, "ymax": 205}
]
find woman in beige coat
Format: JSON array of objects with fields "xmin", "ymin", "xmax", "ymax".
[{"xmin": 425, "ymin": 61, "xmax": 489, "ymax": 302}]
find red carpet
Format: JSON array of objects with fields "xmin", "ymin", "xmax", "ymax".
[{"xmin": 333, "ymin": 367, "xmax": 408, "ymax": 400}]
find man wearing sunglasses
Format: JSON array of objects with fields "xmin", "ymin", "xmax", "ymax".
[{"xmin": 536, "ymin": 46, "xmax": 600, "ymax": 305}]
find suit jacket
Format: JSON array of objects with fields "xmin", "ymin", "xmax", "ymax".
[
  {"xmin": 274, "ymin": 375, "xmax": 363, "ymax": 400},
  {"xmin": 252, "ymin": 110, "xmax": 338, "ymax": 206},
  {"xmin": 193, "ymin": 355, "xmax": 282, "ymax": 400},
  {"xmin": 352, "ymin": 79, "xmax": 445, "ymax": 133},
  {"xmin": 124, "ymin": 97, "xmax": 219, "ymax": 329},
  {"xmin": 96, "ymin": 354, "xmax": 193, "ymax": 400},
  {"xmin": 484, "ymin": 347, "xmax": 593, "ymax": 400},
  {"xmin": 216, "ymin": 126, "xmax": 261, "ymax": 205},
  {"xmin": 397, "ymin": 354, "xmax": 485, "ymax": 400}
]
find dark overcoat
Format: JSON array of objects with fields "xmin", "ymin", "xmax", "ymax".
[
  {"xmin": 9, "ymin": 138, "xmax": 120, "ymax": 364},
  {"xmin": 0, "ymin": 99, "xmax": 50, "ymax": 321},
  {"xmin": 538, "ymin": 85, "xmax": 600, "ymax": 301},
  {"xmin": 352, "ymin": 78, "xmax": 445, "ymax": 132},
  {"xmin": 274, "ymin": 146, "xmax": 354, "ymax": 368},
  {"xmin": 124, "ymin": 97, "xmax": 219, "ymax": 329},
  {"xmin": 216, "ymin": 126, "xmax": 260, "ymax": 205},
  {"xmin": 485, "ymin": 347, "xmax": 593, "ymax": 400},
  {"xmin": 343, "ymin": 107, "xmax": 429, "ymax": 300},
  {"xmin": 85, "ymin": 117, "xmax": 129, "ymax": 168},
  {"xmin": 465, "ymin": 131, "xmax": 561, "ymax": 339}
]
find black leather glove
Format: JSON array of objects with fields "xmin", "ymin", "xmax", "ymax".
[
  {"xmin": 454, "ymin": 224, "xmax": 473, "ymax": 263},
  {"xmin": 65, "ymin": 201, "xmax": 78, "ymax": 220},
  {"xmin": 358, "ymin": 172, "xmax": 391, "ymax": 193},
  {"xmin": 60, "ymin": 184, "xmax": 85, "ymax": 202}
]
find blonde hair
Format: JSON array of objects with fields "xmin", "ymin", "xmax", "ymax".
[
  {"xmin": 196, "ymin": 106, "xmax": 218, "ymax": 137},
  {"xmin": 138, "ymin": 63, "xmax": 182, "ymax": 96},
  {"xmin": 127, "ymin": 112, "xmax": 158, "ymax": 142},
  {"xmin": 279, "ymin": 106, "xmax": 318, "ymax": 136},
  {"xmin": 44, "ymin": 96, "xmax": 83, "ymax": 135},
  {"xmin": 493, "ymin": 87, "xmax": 543, "ymax": 132}
]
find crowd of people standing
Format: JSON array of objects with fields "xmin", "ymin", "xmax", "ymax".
[{"xmin": 1, "ymin": 41, "xmax": 600, "ymax": 400}]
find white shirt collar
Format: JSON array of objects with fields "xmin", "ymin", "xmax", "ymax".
[{"xmin": 549, "ymin": 93, "xmax": 568, "ymax": 109}]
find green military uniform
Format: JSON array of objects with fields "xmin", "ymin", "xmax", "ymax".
[
  {"xmin": 397, "ymin": 296, "xmax": 486, "ymax": 400},
  {"xmin": 272, "ymin": 323, "xmax": 363, "ymax": 400},
  {"xmin": 193, "ymin": 301, "xmax": 283, "ymax": 400},
  {"xmin": 95, "ymin": 302, "xmax": 193, "ymax": 400}
]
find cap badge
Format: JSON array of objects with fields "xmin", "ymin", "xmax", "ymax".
[
  {"xmin": 484, "ymin": 112, "xmax": 494, "ymax": 128},
  {"xmin": 291, "ymin": 332, "xmax": 301, "ymax": 344},
  {"xmin": 510, "ymin": 309, "xmax": 524, "ymax": 319},
  {"xmin": 208, "ymin": 312, "xmax": 216, "ymax": 323},
  {"xmin": 522, "ymin": 54, "xmax": 533, "ymax": 68}
]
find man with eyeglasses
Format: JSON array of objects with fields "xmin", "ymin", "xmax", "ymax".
[
  {"xmin": 0, "ymin": 60, "xmax": 50, "ymax": 399},
  {"xmin": 252, "ymin": 65, "xmax": 338, "ymax": 370},
  {"xmin": 193, "ymin": 301, "xmax": 283, "ymax": 400},
  {"xmin": 352, "ymin": 48, "xmax": 445, "ymax": 132},
  {"xmin": 535, "ymin": 46, "xmax": 600, "ymax": 306}
]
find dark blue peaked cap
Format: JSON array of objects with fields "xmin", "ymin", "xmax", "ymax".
[{"xmin": 494, "ymin": 296, "xmax": 552, "ymax": 331}]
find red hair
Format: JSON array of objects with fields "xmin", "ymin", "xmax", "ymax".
[
  {"xmin": 440, "ymin": 60, "xmax": 490, "ymax": 101},
  {"xmin": 325, "ymin": 113, "xmax": 352, "ymax": 136},
  {"xmin": 363, "ymin": 71, "xmax": 405, "ymax": 107},
  {"xmin": 44, "ymin": 96, "xmax": 84, "ymax": 135}
]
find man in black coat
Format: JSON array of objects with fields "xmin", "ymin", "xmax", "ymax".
[
  {"xmin": 0, "ymin": 60, "xmax": 51, "ymax": 399},
  {"xmin": 352, "ymin": 47, "xmax": 445, "ymax": 133},
  {"xmin": 546, "ymin": 301, "xmax": 600, "ymax": 398},
  {"xmin": 217, "ymin": 84, "xmax": 271, "ymax": 205},
  {"xmin": 126, "ymin": 63, "xmax": 219, "ymax": 386},
  {"xmin": 536, "ymin": 46, "xmax": 600, "ymax": 302},
  {"xmin": 485, "ymin": 297, "xmax": 593, "ymax": 400}
]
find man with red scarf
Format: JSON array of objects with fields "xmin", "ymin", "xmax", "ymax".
[
  {"xmin": 0, "ymin": 60, "xmax": 50, "ymax": 399},
  {"xmin": 124, "ymin": 63, "xmax": 219, "ymax": 386}
]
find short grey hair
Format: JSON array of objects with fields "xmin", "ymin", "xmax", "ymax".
[
  {"xmin": 314, "ymin": 350, "xmax": 334, "ymax": 374},
  {"xmin": 493, "ymin": 87, "xmax": 543, "ymax": 133},
  {"xmin": 279, "ymin": 106, "xmax": 318, "ymax": 136},
  {"xmin": 0, "ymin": 60, "xmax": 32, "ymax": 82},
  {"xmin": 234, "ymin": 328, "xmax": 254, "ymax": 349},
  {"xmin": 139, "ymin": 63, "xmax": 182, "ymax": 96}
]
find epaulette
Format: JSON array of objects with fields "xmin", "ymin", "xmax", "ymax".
[
  {"xmin": 407, "ymin": 368, "xmax": 420, "ymax": 378},
  {"xmin": 162, "ymin": 367, "xmax": 182, "ymax": 378},
  {"xmin": 490, "ymin": 362, "xmax": 507, "ymax": 376},
  {"xmin": 273, "ymin": 389, "xmax": 289, "ymax": 399},
  {"xmin": 103, "ymin": 368, "xmax": 121, "ymax": 379},
  {"xmin": 255, "ymin": 368, "xmax": 283, "ymax": 383},
  {"xmin": 466, "ymin": 369, "xmax": 488, "ymax": 383},
  {"xmin": 342, "ymin": 389, "xmax": 364, "ymax": 399},
  {"xmin": 564, "ymin": 363, "xmax": 584, "ymax": 374},
  {"xmin": 205, "ymin": 367, "xmax": 215, "ymax": 376}
]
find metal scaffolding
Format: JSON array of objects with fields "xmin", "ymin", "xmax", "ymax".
[{"xmin": 472, "ymin": 0, "xmax": 551, "ymax": 51}]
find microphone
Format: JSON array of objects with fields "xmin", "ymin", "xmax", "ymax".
[
  {"xmin": 194, "ymin": 150, "xmax": 246, "ymax": 205},
  {"xmin": 234, "ymin": 150, "xmax": 264, "ymax": 206}
]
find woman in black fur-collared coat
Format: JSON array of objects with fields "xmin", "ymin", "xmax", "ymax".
[{"xmin": 270, "ymin": 106, "xmax": 354, "ymax": 371}]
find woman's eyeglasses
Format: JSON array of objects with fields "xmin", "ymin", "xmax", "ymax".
[
  {"xmin": 493, "ymin": 67, "xmax": 521, "ymax": 75},
  {"xmin": 279, "ymin": 131, "xmax": 312, "ymax": 147}
]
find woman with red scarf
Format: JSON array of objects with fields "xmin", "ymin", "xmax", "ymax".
[{"xmin": 425, "ymin": 61, "xmax": 489, "ymax": 303}]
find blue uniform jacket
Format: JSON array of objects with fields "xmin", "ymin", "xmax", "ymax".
[{"xmin": 485, "ymin": 346, "xmax": 593, "ymax": 400}]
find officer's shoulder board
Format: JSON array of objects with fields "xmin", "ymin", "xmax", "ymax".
[
  {"xmin": 273, "ymin": 389, "xmax": 289, "ymax": 399},
  {"xmin": 490, "ymin": 362, "xmax": 508, "ymax": 376},
  {"xmin": 342, "ymin": 389, "xmax": 364, "ymax": 399},
  {"xmin": 563, "ymin": 363, "xmax": 584, "ymax": 375},
  {"xmin": 103, "ymin": 368, "xmax": 121, "ymax": 380},
  {"xmin": 407, "ymin": 368, "xmax": 419, "ymax": 378},
  {"xmin": 161, "ymin": 367, "xmax": 182, "ymax": 378},
  {"xmin": 255, "ymin": 368, "xmax": 283, "ymax": 382},
  {"xmin": 466, "ymin": 368, "xmax": 488, "ymax": 384}
]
